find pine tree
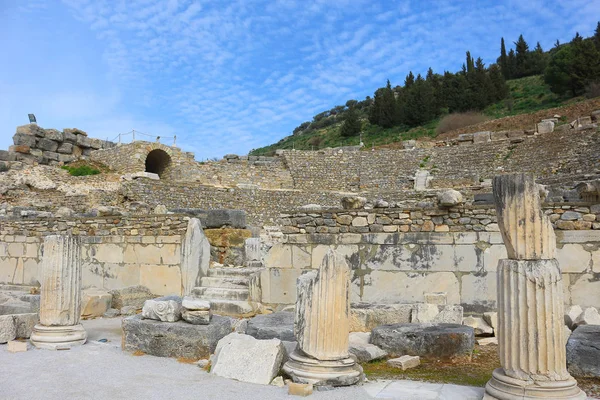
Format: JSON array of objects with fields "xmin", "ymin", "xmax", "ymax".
[
  {"xmin": 340, "ymin": 105, "xmax": 361, "ymax": 137},
  {"xmin": 404, "ymin": 75, "xmax": 436, "ymax": 126},
  {"xmin": 499, "ymin": 37, "xmax": 509, "ymax": 79},
  {"xmin": 514, "ymin": 34, "xmax": 530, "ymax": 77},
  {"xmin": 594, "ymin": 21, "xmax": 600, "ymax": 49},
  {"xmin": 404, "ymin": 72, "xmax": 415, "ymax": 88},
  {"xmin": 507, "ymin": 49, "xmax": 517, "ymax": 79},
  {"xmin": 529, "ymin": 42, "xmax": 548, "ymax": 75}
]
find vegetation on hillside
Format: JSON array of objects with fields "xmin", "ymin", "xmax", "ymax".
[
  {"xmin": 61, "ymin": 165, "xmax": 100, "ymax": 176},
  {"xmin": 250, "ymin": 22, "xmax": 600, "ymax": 156}
]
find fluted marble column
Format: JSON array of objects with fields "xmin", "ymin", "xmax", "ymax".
[
  {"xmin": 283, "ymin": 249, "xmax": 362, "ymax": 386},
  {"xmin": 484, "ymin": 174, "xmax": 585, "ymax": 400},
  {"xmin": 31, "ymin": 235, "xmax": 87, "ymax": 350}
]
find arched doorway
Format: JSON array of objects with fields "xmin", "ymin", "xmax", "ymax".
[{"xmin": 145, "ymin": 149, "xmax": 171, "ymax": 178}]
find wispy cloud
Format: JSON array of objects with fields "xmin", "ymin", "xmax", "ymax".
[{"xmin": 1, "ymin": 0, "xmax": 599, "ymax": 159}]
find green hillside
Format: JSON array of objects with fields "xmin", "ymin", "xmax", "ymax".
[{"xmin": 250, "ymin": 75, "xmax": 572, "ymax": 156}]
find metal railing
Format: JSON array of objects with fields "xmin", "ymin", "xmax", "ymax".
[{"xmin": 108, "ymin": 130, "xmax": 177, "ymax": 146}]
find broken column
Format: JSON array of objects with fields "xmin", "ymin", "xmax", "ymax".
[
  {"xmin": 180, "ymin": 218, "xmax": 210, "ymax": 295},
  {"xmin": 484, "ymin": 174, "xmax": 585, "ymax": 400},
  {"xmin": 282, "ymin": 249, "xmax": 362, "ymax": 386},
  {"xmin": 30, "ymin": 235, "xmax": 87, "ymax": 350}
]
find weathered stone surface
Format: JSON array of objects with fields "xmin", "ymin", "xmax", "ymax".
[
  {"xmin": 81, "ymin": 287, "xmax": 112, "ymax": 318},
  {"xmin": 574, "ymin": 306, "xmax": 600, "ymax": 327},
  {"xmin": 565, "ymin": 305, "xmax": 583, "ymax": 330},
  {"xmin": 411, "ymin": 304, "xmax": 439, "ymax": 323},
  {"xmin": 37, "ymin": 138, "xmax": 59, "ymax": 152},
  {"xmin": 537, "ymin": 121, "xmax": 554, "ymax": 134},
  {"xmin": 13, "ymin": 133, "xmax": 37, "ymax": 147},
  {"xmin": 109, "ymin": 285, "xmax": 154, "ymax": 310},
  {"xmin": 211, "ymin": 333, "xmax": 285, "ymax": 385},
  {"xmin": 424, "ymin": 292, "xmax": 447, "ymax": 305},
  {"xmin": 350, "ymin": 303, "xmax": 412, "ymax": 332},
  {"xmin": 121, "ymin": 306, "xmax": 138, "ymax": 316},
  {"xmin": 493, "ymin": 174, "xmax": 555, "ymax": 259},
  {"xmin": 341, "ymin": 196, "xmax": 367, "ymax": 210},
  {"xmin": 14, "ymin": 313, "xmax": 38, "ymax": 339},
  {"xmin": 0, "ymin": 315, "xmax": 17, "ymax": 343},
  {"xmin": 288, "ymin": 382, "xmax": 313, "ymax": 396},
  {"xmin": 462, "ymin": 316, "xmax": 493, "ymax": 336},
  {"xmin": 567, "ymin": 325, "xmax": 600, "ymax": 378},
  {"xmin": 181, "ymin": 309, "xmax": 211, "ymax": 325},
  {"xmin": 477, "ymin": 337, "xmax": 498, "ymax": 346},
  {"xmin": 246, "ymin": 311, "xmax": 295, "ymax": 342},
  {"xmin": 7, "ymin": 340, "xmax": 28, "ymax": 352},
  {"xmin": 433, "ymin": 305, "xmax": 463, "ymax": 324},
  {"xmin": 103, "ymin": 308, "xmax": 120, "ymax": 318},
  {"xmin": 182, "ymin": 296, "xmax": 210, "ymax": 311},
  {"xmin": 438, "ymin": 190, "xmax": 463, "ymax": 207},
  {"xmin": 348, "ymin": 332, "xmax": 387, "ymax": 363},
  {"xmin": 473, "ymin": 131, "xmax": 491, "ymax": 144},
  {"xmin": 56, "ymin": 142, "xmax": 73, "ymax": 154},
  {"xmin": 122, "ymin": 314, "xmax": 232, "ymax": 359},
  {"xmin": 388, "ymin": 355, "xmax": 420, "ymax": 370},
  {"xmin": 180, "ymin": 218, "xmax": 210, "ymax": 295},
  {"xmin": 141, "ymin": 296, "xmax": 182, "ymax": 322},
  {"xmin": 482, "ymin": 312, "xmax": 498, "ymax": 332},
  {"xmin": 371, "ymin": 323, "xmax": 474, "ymax": 359}
]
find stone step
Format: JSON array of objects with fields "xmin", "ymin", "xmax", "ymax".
[
  {"xmin": 200, "ymin": 276, "xmax": 249, "ymax": 289},
  {"xmin": 208, "ymin": 299, "xmax": 261, "ymax": 318},
  {"xmin": 191, "ymin": 287, "xmax": 250, "ymax": 301},
  {"xmin": 207, "ymin": 267, "xmax": 262, "ymax": 278}
]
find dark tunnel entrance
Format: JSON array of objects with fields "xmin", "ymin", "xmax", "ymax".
[{"xmin": 145, "ymin": 149, "xmax": 171, "ymax": 178}]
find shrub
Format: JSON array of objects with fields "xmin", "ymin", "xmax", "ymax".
[
  {"xmin": 435, "ymin": 112, "xmax": 490, "ymax": 135},
  {"xmin": 0, "ymin": 162, "xmax": 8, "ymax": 173},
  {"xmin": 307, "ymin": 136, "xmax": 323, "ymax": 148},
  {"xmin": 61, "ymin": 165, "xmax": 100, "ymax": 176}
]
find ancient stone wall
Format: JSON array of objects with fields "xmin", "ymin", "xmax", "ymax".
[
  {"xmin": 3, "ymin": 124, "xmax": 116, "ymax": 166},
  {"xmin": 262, "ymin": 230, "xmax": 600, "ymax": 312}
]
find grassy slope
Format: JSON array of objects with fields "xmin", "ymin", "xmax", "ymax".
[{"xmin": 250, "ymin": 75, "xmax": 580, "ymax": 156}]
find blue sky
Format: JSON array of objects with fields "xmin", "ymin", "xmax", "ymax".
[{"xmin": 1, "ymin": 0, "xmax": 599, "ymax": 160}]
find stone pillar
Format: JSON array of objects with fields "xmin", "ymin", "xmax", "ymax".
[
  {"xmin": 283, "ymin": 249, "xmax": 362, "ymax": 386},
  {"xmin": 31, "ymin": 235, "xmax": 87, "ymax": 350},
  {"xmin": 484, "ymin": 174, "xmax": 585, "ymax": 400},
  {"xmin": 244, "ymin": 237, "xmax": 262, "ymax": 268},
  {"xmin": 181, "ymin": 218, "xmax": 210, "ymax": 295}
]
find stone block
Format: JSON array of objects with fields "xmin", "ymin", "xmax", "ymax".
[
  {"xmin": 9, "ymin": 145, "xmax": 30, "ymax": 154},
  {"xmin": 37, "ymin": 138, "xmax": 59, "ymax": 152},
  {"xmin": 81, "ymin": 287, "xmax": 112, "ymax": 318},
  {"xmin": 0, "ymin": 150, "xmax": 17, "ymax": 161},
  {"xmin": 110, "ymin": 285, "xmax": 154, "ymax": 309},
  {"xmin": 349, "ymin": 303, "xmax": 412, "ymax": 332},
  {"xmin": 387, "ymin": 355, "xmax": 420, "ymax": 370},
  {"xmin": 574, "ymin": 307, "xmax": 600, "ymax": 327},
  {"xmin": 433, "ymin": 305, "xmax": 463, "ymax": 324},
  {"xmin": 536, "ymin": 121, "xmax": 554, "ymax": 134},
  {"xmin": 490, "ymin": 131, "xmax": 508, "ymax": 141},
  {"xmin": 348, "ymin": 332, "xmax": 387, "ymax": 363},
  {"xmin": 477, "ymin": 337, "xmax": 498, "ymax": 346},
  {"xmin": 7, "ymin": 340, "xmax": 28, "ymax": 352},
  {"xmin": 182, "ymin": 309, "xmax": 211, "ymax": 325},
  {"xmin": 482, "ymin": 312, "xmax": 498, "ymax": 332},
  {"xmin": 0, "ymin": 315, "xmax": 16, "ymax": 343},
  {"xmin": 246, "ymin": 311, "xmax": 295, "ymax": 342},
  {"xmin": 462, "ymin": 316, "xmax": 493, "ymax": 336},
  {"xmin": 14, "ymin": 313, "xmax": 38, "ymax": 338},
  {"xmin": 567, "ymin": 325, "xmax": 600, "ymax": 378},
  {"xmin": 122, "ymin": 314, "xmax": 232, "ymax": 359},
  {"xmin": 411, "ymin": 303, "xmax": 439, "ymax": 323},
  {"xmin": 211, "ymin": 333, "xmax": 285, "ymax": 385},
  {"xmin": 182, "ymin": 297, "xmax": 210, "ymax": 311},
  {"xmin": 438, "ymin": 189, "xmax": 463, "ymax": 207},
  {"xmin": 472, "ymin": 131, "xmax": 491, "ymax": 143},
  {"xmin": 565, "ymin": 305, "xmax": 583, "ymax": 330},
  {"xmin": 288, "ymin": 382, "xmax": 313, "ymax": 396},
  {"xmin": 76, "ymin": 135, "xmax": 92, "ymax": 148},
  {"xmin": 141, "ymin": 295, "xmax": 182, "ymax": 322},
  {"xmin": 44, "ymin": 129, "xmax": 63, "ymax": 141},
  {"xmin": 425, "ymin": 292, "xmax": 447, "ymax": 305},
  {"xmin": 371, "ymin": 323, "xmax": 474, "ymax": 359},
  {"xmin": 457, "ymin": 133, "xmax": 473, "ymax": 142}
]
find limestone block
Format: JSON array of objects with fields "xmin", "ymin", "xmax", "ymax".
[
  {"xmin": 433, "ymin": 305, "xmax": 463, "ymax": 324},
  {"xmin": 288, "ymin": 382, "xmax": 313, "ymax": 396},
  {"xmin": 482, "ymin": 312, "xmax": 498, "ymax": 332},
  {"xmin": 556, "ymin": 243, "xmax": 591, "ymax": 273},
  {"xmin": 570, "ymin": 273, "xmax": 600, "ymax": 309},
  {"xmin": 121, "ymin": 306, "xmax": 138, "ymax": 316},
  {"xmin": 371, "ymin": 323, "xmax": 474, "ymax": 359},
  {"xmin": 38, "ymin": 235, "xmax": 82, "ymax": 326},
  {"xmin": 264, "ymin": 244, "xmax": 292, "ymax": 269},
  {"xmin": 574, "ymin": 307, "xmax": 600, "ymax": 327},
  {"xmin": 182, "ymin": 297, "xmax": 210, "ymax": 311},
  {"xmin": 341, "ymin": 196, "xmax": 367, "ymax": 210},
  {"xmin": 182, "ymin": 309, "xmax": 211, "ymax": 325},
  {"xmin": 473, "ymin": 131, "xmax": 491, "ymax": 143},
  {"xmin": 123, "ymin": 314, "xmax": 232, "ymax": 359},
  {"xmin": 211, "ymin": 333, "xmax": 285, "ymax": 385},
  {"xmin": 139, "ymin": 264, "xmax": 182, "ymax": 296},
  {"xmin": 295, "ymin": 249, "xmax": 350, "ymax": 360},
  {"xmin": 424, "ymin": 292, "xmax": 447, "ymax": 305},
  {"xmin": 141, "ymin": 296, "xmax": 182, "ymax": 322},
  {"xmin": 81, "ymin": 287, "xmax": 112, "ymax": 318},
  {"xmin": 462, "ymin": 316, "xmax": 493, "ymax": 336},
  {"xmin": 14, "ymin": 313, "xmax": 39, "ymax": 338},
  {"xmin": 349, "ymin": 303, "xmax": 412, "ymax": 332},
  {"xmin": 109, "ymin": 285, "xmax": 154, "ymax": 309},
  {"xmin": 537, "ymin": 120, "xmax": 555, "ymax": 134},
  {"xmin": 246, "ymin": 312, "xmax": 294, "ymax": 342},
  {"xmin": 565, "ymin": 305, "xmax": 583, "ymax": 330},
  {"xmin": 411, "ymin": 303, "xmax": 439, "ymax": 323},
  {"xmin": 7, "ymin": 340, "xmax": 28, "ymax": 352},
  {"xmin": 181, "ymin": 218, "xmax": 210, "ymax": 295},
  {"xmin": 103, "ymin": 308, "xmax": 120, "ymax": 318},
  {"xmin": 0, "ymin": 315, "xmax": 16, "ymax": 343},
  {"xmin": 13, "ymin": 133, "xmax": 37, "ymax": 147},
  {"xmin": 388, "ymin": 355, "xmax": 420, "ymax": 370},
  {"xmin": 352, "ymin": 217, "xmax": 368, "ymax": 227},
  {"xmin": 567, "ymin": 325, "xmax": 600, "ymax": 378},
  {"xmin": 348, "ymin": 332, "xmax": 387, "ymax": 363},
  {"xmin": 477, "ymin": 337, "xmax": 498, "ymax": 346},
  {"xmin": 492, "ymin": 174, "xmax": 555, "ymax": 259}
]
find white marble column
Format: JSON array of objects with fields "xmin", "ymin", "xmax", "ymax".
[
  {"xmin": 181, "ymin": 218, "xmax": 210, "ymax": 295},
  {"xmin": 484, "ymin": 174, "xmax": 585, "ymax": 400},
  {"xmin": 283, "ymin": 249, "xmax": 362, "ymax": 386},
  {"xmin": 31, "ymin": 235, "xmax": 87, "ymax": 350}
]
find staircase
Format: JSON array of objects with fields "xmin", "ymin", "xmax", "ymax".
[{"xmin": 191, "ymin": 266, "xmax": 263, "ymax": 317}]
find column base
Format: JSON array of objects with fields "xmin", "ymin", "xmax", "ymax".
[
  {"xmin": 484, "ymin": 369, "xmax": 586, "ymax": 399},
  {"xmin": 282, "ymin": 350, "xmax": 363, "ymax": 387},
  {"xmin": 30, "ymin": 324, "xmax": 87, "ymax": 350}
]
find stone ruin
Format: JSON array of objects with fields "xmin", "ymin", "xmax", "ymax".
[{"xmin": 1, "ymin": 114, "xmax": 600, "ymax": 395}]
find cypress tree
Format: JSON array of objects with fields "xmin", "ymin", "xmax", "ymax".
[
  {"xmin": 404, "ymin": 72, "xmax": 415, "ymax": 88},
  {"xmin": 340, "ymin": 105, "xmax": 361, "ymax": 137},
  {"xmin": 507, "ymin": 49, "xmax": 517, "ymax": 79},
  {"xmin": 499, "ymin": 38, "xmax": 509, "ymax": 79},
  {"xmin": 514, "ymin": 34, "xmax": 530, "ymax": 77},
  {"xmin": 489, "ymin": 64, "xmax": 509, "ymax": 101},
  {"xmin": 594, "ymin": 21, "xmax": 600, "ymax": 49}
]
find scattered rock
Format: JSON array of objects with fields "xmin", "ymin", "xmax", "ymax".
[
  {"xmin": 348, "ymin": 332, "xmax": 388, "ymax": 363},
  {"xmin": 197, "ymin": 359, "xmax": 210, "ymax": 369},
  {"xmin": 103, "ymin": 308, "xmax": 120, "ymax": 318},
  {"xmin": 567, "ymin": 325, "xmax": 600, "ymax": 378},
  {"xmin": 13, "ymin": 313, "xmax": 38, "ymax": 338},
  {"xmin": 371, "ymin": 323, "xmax": 474, "ymax": 360},
  {"xmin": 211, "ymin": 333, "xmax": 285, "ymax": 385},
  {"xmin": 81, "ymin": 287, "xmax": 112, "ymax": 318},
  {"xmin": 574, "ymin": 307, "xmax": 600, "ymax": 327},
  {"xmin": 7, "ymin": 340, "xmax": 28, "ymax": 352},
  {"xmin": 438, "ymin": 189, "xmax": 463, "ymax": 207},
  {"xmin": 387, "ymin": 355, "xmax": 420, "ymax": 370},
  {"xmin": 123, "ymin": 314, "xmax": 233, "ymax": 359},
  {"xmin": 246, "ymin": 312, "xmax": 295, "ymax": 342},
  {"xmin": 153, "ymin": 204, "xmax": 168, "ymax": 214},
  {"xmin": 482, "ymin": 312, "xmax": 498, "ymax": 332},
  {"xmin": 271, "ymin": 376, "xmax": 285, "ymax": 387},
  {"xmin": 288, "ymin": 382, "xmax": 313, "ymax": 397},
  {"xmin": 182, "ymin": 309, "xmax": 211, "ymax": 325},
  {"xmin": 477, "ymin": 337, "xmax": 498, "ymax": 346},
  {"xmin": 141, "ymin": 296, "xmax": 182, "ymax": 322},
  {"xmin": 433, "ymin": 305, "xmax": 463, "ymax": 324},
  {"xmin": 0, "ymin": 315, "xmax": 17, "ymax": 343},
  {"xmin": 182, "ymin": 297, "xmax": 211, "ymax": 311},
  {"xmin": 298, "ymin": 204, "xmax": 322, "ymax": 212},
  {"xmin": 341, "ymin": 196, "xmax": 367, "ymax": 210},
  {"xmin": 462, "ymin": 316, "xmax": 493, "ymax": 336},
  {"xmin": 110, "ymin": 285, "xmax": 154, "ymax": 310},
  {"xmin": 55, "ymin": 207, "xmax": 75, "ymax": 218},
  {"xmin": 350, "ymin": 303, "xmax": 412, "ymax": 332},
  {"xmin": 120, "ymin": 306, "xmax": 138, "ymax": 316},
  {"xmin": 565, "ymin": 305, "xmax": 583, "ymax": 330},
  {"xmin": 373, "ymin": 199, "xmax": 390, "ymax": 208}
]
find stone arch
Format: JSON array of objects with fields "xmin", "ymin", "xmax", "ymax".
[{"xmin": 145, "ymin": 149, "xmax": 172, "ymax": 178}]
